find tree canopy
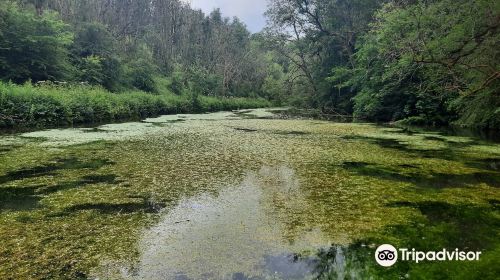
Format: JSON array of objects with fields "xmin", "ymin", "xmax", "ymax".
[{"xmin": 265, "ymin": 0, "xmax": 499, "ymax": 128}]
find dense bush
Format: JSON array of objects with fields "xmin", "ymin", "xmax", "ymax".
[{"xmin": 0, "ymin": 82, "xmax": 271, "ymax": 129}]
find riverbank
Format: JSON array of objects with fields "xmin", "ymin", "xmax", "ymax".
[{"xmin": 0, "ymin": 82, "xmax": 271, "ymax": 130}]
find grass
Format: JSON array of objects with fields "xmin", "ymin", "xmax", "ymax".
[{"xmin": 0, "ymin": 81, "xmax": 271, "ymax": 129}]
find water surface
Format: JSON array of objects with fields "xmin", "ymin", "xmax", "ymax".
[{"xmin": 0, "ymin": 109, "xmax": 499, "ymax": 279}]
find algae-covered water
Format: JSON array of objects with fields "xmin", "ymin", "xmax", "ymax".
[{"xmin": 0, "ymin": 109, "xmax": 499, "ymax": 279}]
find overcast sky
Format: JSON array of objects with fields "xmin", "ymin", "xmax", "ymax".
[{"xmin": 187, "ymin": 0, "xmax": 268, "ymax": 33}]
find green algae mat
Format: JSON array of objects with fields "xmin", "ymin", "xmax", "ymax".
[{"xmin": 0, "ymin": 109, "xmax": 499, "ymax": 279}]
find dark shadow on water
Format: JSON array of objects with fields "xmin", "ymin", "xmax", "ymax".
[
  {"xmin": 80, "ymin": 174, "xmax": 121, "ymax": 184},
  {"xmin": 0, "ymin": 195, "xmax": 40, "ymax": 211},
  {"xmin": 489, "ymin": 199, "xmax": 500, "ymax": 210},
  {"xmin": 52, "ymin": 195, "xmax": 165, "ymax": 216},
  {"xmin": 423, "ymin": 135, "xmax": 446, "ymax": 142},
  {"xmin": 0, "ymin": 157, "xmax": 115, "ymax": 185},
  {"xmin": 341, "ymin": 161, "xmax": 500, "ymax": 188},
  {"xmin": 38, "ymin": 174, "xmax": 122, "ymax": 194},
  {"xmin": 274, "ymin": 131, "xmax": 310, "ymax": 136},
  {"xmin": 398, "ymin": 164, "xmax": 419, "ymax": 169},
  {"xmin": 341, "ymin": 135, "xmax": 494, "ymax": 163},
  {"xmin": 342, "ymin": 135, "xmax": 464, "ymax": 161},
  {"xmin": 0, "ymin": 145, "xmax": 16, "ymax": 154},
  {"xmin": 342, "ymin": 162, "xmax": 370, "ymax": 169},
  {"xmin": 63, "ymin": 201, "xmax": 163, "ymax": 214},
  {"xmin": 342, "ymin": 135, "xmax": 500, "ymax": 188},
  {"xmin": 386, "ymin": 126, "xmax": 500, "ymax": 143},
  {"xmin": 342, "ymin": 135, "xmax": 412, "ymax": 150},
  {"xmin": 0, "ymin": 173, "xmax": 122, "ymax": 212},
  {"xmin": 82, "ymin": 127, "xmax": 109, "ymax": 133},
  {"xmin": 388, "ymin": 127, "xmax": 416, "ymax": 136},
  {"xmin": 465, "ymin": 158, "xmax": 500, "ymax": 171},
  {"xmin": 166, "ymin": 119, "xmax": 186, "ymax": 123},
  {"xmin": 233, "ymin": 127, "xmax": 258, "ymax": 133},
  {"xmin": 385, "ymin": 201, "xmax": 499, "ymax": 250},
  {"xmin": 231, "ymin": 127, "xmax": 311, "ymax": 136},
  {"xmin": 0, "ymin": 185, "xmax": 41, "ymax": 211}
]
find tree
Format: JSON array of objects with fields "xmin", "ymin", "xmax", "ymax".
[
  {"xmin": 72, "ymin": 22, "xmax": 123, "ymax": 91},
  {"xmin": 124, "ymin": 44, "xmax": 158, "ymax": 93},
  {"xmin": 349, "ymin": 0, "xmax": 500, "ymax": 127},
  {"xmin": 0, "ymin": 3, "xmax": 73, "ymax": 83},
  {"xmin": 265, "ymin": 0, "xmax": 385, "ymax": 111}
]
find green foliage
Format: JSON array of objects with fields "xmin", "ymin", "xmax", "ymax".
[
  {"xmin": 186, "ymin": 66, "xmax": 223, "ymax": 96},
  {"xmin": 78, "ymin": 55, "xmax": 104, "ymax": 85},
  {"xmin": 0, "ymin": 81, "xmax": 271, "ymax": 129},
  {"xmin": 4, "ymin": 0, "xmax": 496, "ymax": 129},
  {"xmin": 72, "ymin": 22, "xmax": 114, "ymax": 57},
  {"xmin": 153, "ymin": 76, "xmax": 174, "ymax": 95},
  {"xmin": 198, "ymin": 95, "xmax": 270, "ymax": 112},
  {"xmin": 267, "ymin": 0, "xmax": 499, "ymax": 128},
  {"xmin": 451, "ymin": 90, "xmax": 500, "ymax": 129},
  {"xmin": 123, "ymin": 45, "xmax": 158, "ymax": 93},
  {"xmin": 72, "ymin": 22, "xmax": 123, "ymax": 91},
  {"xmin": 0, "ymin": 0, "xmax": 278, "ymax": 118},
  {"xmin": 189, "ymin": 92, "xmax": 202, "ymax": 113},
  {"xmin": 265, "ymin": 0, "xmax": 385, "ymax": 112},
  {"xmin": 262, "ymin": 62, "xmax": 285, "ymax": 104},
  {"xmin": 332, "ymin": 0, "xmax": 499, "ymax": 128},
  {"xmin": 0, "ymin": 3, "xmax": 73, "ymax": 83},
  {"xmin": 169, "ymin": 68, "xmax": 186, "ymax": 95}
]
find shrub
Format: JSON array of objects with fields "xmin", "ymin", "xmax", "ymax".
[{"xmin": 0, "ymin": 81, "xmax": 271, "ymax": 129}]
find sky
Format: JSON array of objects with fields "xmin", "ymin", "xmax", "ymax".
[{"xmin": 186, "ymin": 0, "xmax": 268, "ymax": 33}]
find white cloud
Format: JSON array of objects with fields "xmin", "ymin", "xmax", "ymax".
[{"xmin": 186, "ymin": 0, "xmax": 268, "ymax": 33}]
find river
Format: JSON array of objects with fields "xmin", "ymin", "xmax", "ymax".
[{"xmin": 0, "ymin": 109, "xmax": 499, "ymax": 279}]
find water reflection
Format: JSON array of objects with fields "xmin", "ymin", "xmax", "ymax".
[
  {"xmin": 130, "ymin": 166, "xmax": 330, "ymax": 280},
  {"xmin": 124, "ymin": 162, "xmax": 500, "ymax": 280}
]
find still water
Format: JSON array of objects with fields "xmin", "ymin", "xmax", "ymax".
[{"xmin": 0, "ymin": 109, "xmax": 499, "ymax": 279}]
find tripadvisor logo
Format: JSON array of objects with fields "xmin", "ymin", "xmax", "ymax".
[
  {"xmin": 375, "ymin": 244, "xmax": 482, "ymax": 267},
  {"xmin": 375, "ymin": 244, "xmax": 398, "ymax": 267}
]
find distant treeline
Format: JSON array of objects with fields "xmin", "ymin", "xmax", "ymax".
[{"xmin": 0, "ymin": 0, "xmax": 278, "ymax": 98}]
